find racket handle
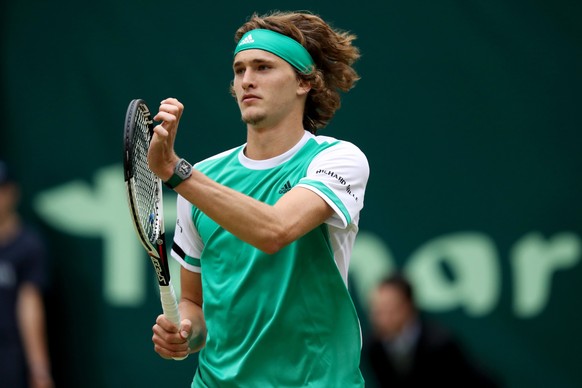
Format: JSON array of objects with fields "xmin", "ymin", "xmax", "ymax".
[{"xmin": 159, "ymin": 283, "xmax": 188, "ymax": 361}]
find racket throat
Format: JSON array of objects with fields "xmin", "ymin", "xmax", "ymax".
[{"xmin": 149, "ymin": 256, "xmax": 169, "ymax": 285}]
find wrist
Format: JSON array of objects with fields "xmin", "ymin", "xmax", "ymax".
[
  {"xmin": 158, "ymin": 159, "xmax": 179, "ymax": 182},
  {"xmin": 149, "ymin": 155, "xmax": 180, "ymax": 182},
  {"xmin": 30, "ymin": 364, "xmax": 51, "ymax": 379},
  {"xmin": 163, "ymin": 158, "xmax": 193, "ymax": 189}
]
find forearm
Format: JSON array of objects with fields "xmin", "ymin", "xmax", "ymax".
[
  {"xmin": 179, "ymin": 268, "xmax": 207, "ymax": 354},
  {"xmin": 175, "ymin": 170, "xmax": 332, "ymax": 254},
  {"xmin": 17, "ymin": 284, "xmax": 52, "ymax": 379},
  {"xmin": 180, "ymin": 297, "xmax": 206, "ymax": 353},
  {"xmin": 175, "ymin": 170, "xmax": 288, "ymax": 252}
]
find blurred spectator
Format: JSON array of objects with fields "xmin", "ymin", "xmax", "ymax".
[
  {"xmin": 0, "ymin": 161, "xmax": 54, "ymax": 388},
  {"xmin": 362, "ymin": 273, "xmax": 499, "ymax": 388}
]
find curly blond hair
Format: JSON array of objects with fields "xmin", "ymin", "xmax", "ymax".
[{"xmin": 233, "ymin": 11, "xmax": 361, "ymax": 133}]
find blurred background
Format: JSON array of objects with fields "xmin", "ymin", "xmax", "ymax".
[{"xmin": 2, "ymin": 0, "xmax": 581, "ymax": 387}]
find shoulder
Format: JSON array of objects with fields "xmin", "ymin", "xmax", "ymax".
[
  {"xmin": 307, "ymin": 136, "xmax": 369, "ymax": 179},
  {"xmin": 311, "ymin": 134, "xmax": 365, "ymax": 152},
  {"xmin": 418, "ymin": 320, "xmax": 464, "ymax": 354},
  {"xmin": 311, "ymin": 135, "xmax": 368, "ymax": 162}
]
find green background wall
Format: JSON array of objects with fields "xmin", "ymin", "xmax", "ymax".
[{"xmin": 2, "ymin": 1, "xmax": 581, "ymax": 387}]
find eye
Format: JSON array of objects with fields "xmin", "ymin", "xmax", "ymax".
[{"xmin": 257, "ymin": 64, "xmax": 270, "ymax": 71}]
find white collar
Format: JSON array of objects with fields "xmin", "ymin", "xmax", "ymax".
[{"xmin": 237, "ymin": 131, "xmax": 312, "ymax": 170}]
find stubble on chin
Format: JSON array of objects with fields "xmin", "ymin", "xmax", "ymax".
[{"xmin": 242, "ymin": 112, "xmax": 266, "ymax": 126}]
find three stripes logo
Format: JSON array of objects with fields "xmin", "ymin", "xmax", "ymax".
[
  {"xmin": 238, "ymin": 34, "xmax": 255, "ymax": 46},
  {"xmin": 278, "ymin": 180, "xmax": 292, "ymax": 194}
]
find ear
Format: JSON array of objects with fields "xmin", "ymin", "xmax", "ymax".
[{"xmin": 297, "ymin": 79, "xmax": 312, "ymax": 96}]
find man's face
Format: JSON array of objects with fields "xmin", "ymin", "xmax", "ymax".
[
  {"xmin": 232, "ymin": 49, "xmax": 307, "ymax": 128},
  {"xmin": 369, "ymin": 285, "xmax": 415, "ymax": 340}
]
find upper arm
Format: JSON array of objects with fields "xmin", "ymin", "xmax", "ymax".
[
  {"xmin": 273, "ymin": 186, "xmax": 335, "ymax": 243},
  {"xmin": 267, "ymin": 141, "xmax": 369, "ymax": 251},
  {"xmin": 180, "ymin": 267, "xmax": 203, "ymax": 307},
  {"xmin": 297, "ymin": 141, "xmax": 369, "ymax": 228},
  {"xmin": 171, "ymin": 195, "xmax": 204, "ymax": 272}
]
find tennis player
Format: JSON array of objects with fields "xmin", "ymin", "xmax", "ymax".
[{"xmin": 149, "ymin": 11, "xmax": 369, "ymax": 387}]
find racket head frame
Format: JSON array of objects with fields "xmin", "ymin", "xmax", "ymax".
[{"xmin": 123, "ymin": 99, "xmax": 171, "ymax": 287}]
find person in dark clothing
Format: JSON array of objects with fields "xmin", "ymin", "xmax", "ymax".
[
  {"xmin": 0, "ymin": 161, "xmax": 53, "ymax": 388},
  {"xmin": 363, "ymin": 273, "xmax": 499, "ymax": 388}
]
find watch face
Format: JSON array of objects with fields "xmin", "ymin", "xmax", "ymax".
[{"xmin": 177, "ymin": 160, "xmax": 192, "ymax": 177}]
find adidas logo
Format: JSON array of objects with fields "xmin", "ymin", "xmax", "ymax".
[
  {"xmin": 238, "ymin": 34, "xmax": 255, "ymax": 46},
  {"xmin": 278, "ymin": 180, "xmax": 292, "ymax": 194}
]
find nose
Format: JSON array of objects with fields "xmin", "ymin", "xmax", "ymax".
[{"xmin": 241, "ymin": 69, "xmax": 255, "ymax": 90}]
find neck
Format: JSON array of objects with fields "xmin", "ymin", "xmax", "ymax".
[{"xmin": 244, "ymin": 120, "xmax": 306, "ymax": 160}]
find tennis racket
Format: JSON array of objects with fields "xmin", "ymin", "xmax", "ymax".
[{"xmin": 123, "ymin": 99, "xmax": 185, "ymax": 360}]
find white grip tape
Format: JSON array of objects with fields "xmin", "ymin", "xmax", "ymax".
[
  {"xmin": 159, "ymin": 282, "xmax": 187, "ymax": 360},
  {"xmin": 159, "ymin": 283, "xmax": 180, "ymax": 325}
]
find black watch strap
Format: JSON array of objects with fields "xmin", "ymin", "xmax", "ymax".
[{"xmin": 163, "ymin": 174, "xmax": 184, "ymax": 189}]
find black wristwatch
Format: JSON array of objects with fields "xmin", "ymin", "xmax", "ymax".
[{"xmin": 163, "ymin": 158, "xmax": 193, "ymax": 189}]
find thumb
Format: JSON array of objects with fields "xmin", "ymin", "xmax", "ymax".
[{"xmin": 179, "ymin": 319, "xmax": 193, "ymax": 340}]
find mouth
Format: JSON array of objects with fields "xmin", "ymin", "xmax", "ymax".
[{"xmin": 241, "ymin": 94, "xmax": 260, "ymax": 103}]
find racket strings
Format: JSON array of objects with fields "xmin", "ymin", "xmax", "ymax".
[{"xmin": 132, "ymin": 108, "xmax": 162, "ymax": 245}]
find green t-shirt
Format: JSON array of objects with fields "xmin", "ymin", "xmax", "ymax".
[{"xmin": 171, "ymin": 131, "xmax": 369, "ymax": 387}]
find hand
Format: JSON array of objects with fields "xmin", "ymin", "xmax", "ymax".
[
  {"xmin": 152, "ymin": 314, "xmax": 192, "ymax": 360},
  {"xmin": 148, "ymin": 98, "xmax": 184, "ymax": 181}
]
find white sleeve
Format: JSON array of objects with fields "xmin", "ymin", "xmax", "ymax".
[
  {"xmin": 296, "ymin": 140, "xmax": 369, "ymax": 229},
  {"xmin": 170, "ymin": 194, "xmax": 204, "ymax": 273}
]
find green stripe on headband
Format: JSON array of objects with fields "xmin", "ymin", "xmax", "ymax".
[{"xmin": 234, "ymin": 29, "xmax": 315, "ymax": 74}]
